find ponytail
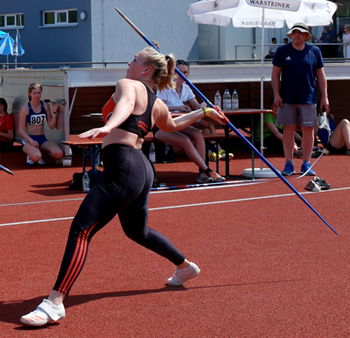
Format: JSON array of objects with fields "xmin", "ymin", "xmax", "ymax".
[{"xmin": 143, "ymin": 47, "xmax": 175, "ymax": 92}]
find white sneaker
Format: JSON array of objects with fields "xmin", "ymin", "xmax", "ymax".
[
  {"xmin": 38, "ymin": 157, "xmax": 46, "ymax": 165},
  {"xmin": 304, "ymin": 180, "xmax": 321, "ymax": 192},
  {"xmin": 26, "ymin": 155, "xmax": 35, "ymax": 166},
  {"xmin": 167, "ymin": 262, "xmax": 201, "ymax": 286},
  {"xmin": 20, "ymin": 299, "xmax": 66, "ymax": 326}
]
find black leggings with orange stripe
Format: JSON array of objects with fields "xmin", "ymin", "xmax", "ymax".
[{"xmin": 53, "ymin": 144, "xmax": 185, "ymax": 295}]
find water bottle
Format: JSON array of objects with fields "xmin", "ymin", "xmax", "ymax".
[
  {"xmin": 232, "ymin": 89, "xmax": 239, "ymax": 110},
  {"xmin": 214, "ymin": 90, "xmax": 221, "ymax": 109},
  {"xmin": 82, "ymin": 171, "xmax": 90, "ymax": 193},
  {"xmin": 319, "ymin": 108, "xmax": 330, "ymax": 133},
  {"xmin": 164, "ymin": 144, "xmax": 170, "ymax": 157},
  {"xmin": 149, "ymin": 142, "xmax": 156, "ymax": 163},
  {"xmin": 161, "ymin": 144, "xmax": 169, "ymax": 163},
  {"xmin": 222, "ymin": 89, "xmax": 232, "ymax": 110}
]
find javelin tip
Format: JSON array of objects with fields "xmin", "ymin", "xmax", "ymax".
[
  {"xmin": 114, "ymin": 6, "xmax": 145, "ymax": 39},
  {"xmin": 114, "ymin": 7, "xmax": 125, "ymax": 18}
]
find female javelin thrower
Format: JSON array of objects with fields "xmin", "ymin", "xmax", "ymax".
[{"xmin": 20, "ymin": 47, "xmax": 226, "ymax": 326}]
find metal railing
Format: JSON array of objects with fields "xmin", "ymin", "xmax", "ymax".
[
  {"xmin": 0, "ymin": 61, "xmax": 129, "ymax": 70},
  {"xmin": 0, "ymin": 42, "xmax": 349, "ymax": 70},
  {"xmin": 234, "ymin": 42, "xmax": 350, "ymax": 61}
]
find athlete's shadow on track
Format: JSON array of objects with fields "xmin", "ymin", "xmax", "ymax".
[
  {"xmin": 28, "ymin": 181, "xmax": 82, "ymax": 197},
  {"xmin": 6, "ymin": 278, "xmax": 302, "ymax": 329},
  {"xmin": 3, "ymin": 286, "xmax": 187, "ymax": 328}
]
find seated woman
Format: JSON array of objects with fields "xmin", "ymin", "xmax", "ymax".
[
  {"xmin": 255, "ymin": 104, "xmax": 302, "ymax": 155},
  {"xmin": 316, "ymin": 102, "xmax": 350, "ymax": 155},
  {"xmin": 154, "ymin": 59, "xmax": 226, "ymax": 183},
  {"xmin": 0, "ymin": 98, "xmax": 14, "ymax": 152},
  {"xmin": 19, "ymin": 83, "xmax": 64, "ymax": 165},
  {"xmin": 265, "ymin": 37, "xmax": 278, "ymax": 59}
]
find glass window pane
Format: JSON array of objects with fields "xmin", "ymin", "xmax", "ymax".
[
  {"xmin": 16, "ymin": 14, "xmax": 21, "ymax": 26},
  {"xmin": 57, "ymin": 12, "xmax": 67, "ymax": 23},
  {"xmin": 44, "ymin": 12, "xmax": 55, "ymax": 25},
  {"xmin": 337, "ymin": 1, "xmax": 350, "ymax": 18},
  {"xmin": 7, "ymin": 16, "xmax": 15, "ymax": 26},
  {"xmin": 68, "ymin": 10, "xmax": 78, "ymax": 23},
  {"xmin": 0, "ymin": 16, "xmax": 4, "ymax": 27}
]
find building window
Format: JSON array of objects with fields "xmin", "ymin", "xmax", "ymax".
[
  {"xmin": 43, "ymin": 9, "xmax": 78, "ymax": 26},
  {"xmin": 0, "ymin": 13, "xmax": 24, "ymax": 28},
  {"xmin": 336, "ymin": 0, "xmax": 350, "ymax": 27}
]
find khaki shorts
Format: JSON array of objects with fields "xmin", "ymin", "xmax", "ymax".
[{"xmin": 276, "ymin": 103, "xmax": 317, "ymax": 127}]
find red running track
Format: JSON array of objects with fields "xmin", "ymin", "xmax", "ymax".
[{"xmin": 1, "ymin": 150, "xmax": 350, "ymax": 337}]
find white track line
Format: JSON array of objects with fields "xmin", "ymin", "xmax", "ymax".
[
  {"xmin": 0, "ymin": 180, "xmax": 266, "ymax": 208},
  {"xmin": 1, "ymin": 186, "xmax": 350, "ymax": 228},
  {"xmin": 0, "ymin": 197, "xmax": 84, "ymax": 208}
]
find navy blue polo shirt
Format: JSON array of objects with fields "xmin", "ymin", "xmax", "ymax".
[{"xmin": 273, "ymin": 43, "xmax": 324, "ymax": 104}]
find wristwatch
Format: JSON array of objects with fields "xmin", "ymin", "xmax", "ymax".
[{"xmin": 53, "ymin": 110, "xmax": 58, "ymax": 114}]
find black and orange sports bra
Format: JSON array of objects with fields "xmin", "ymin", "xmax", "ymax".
[{"xmin": 102, "ymin": 83, "xmax": 156, "ymax": 138}]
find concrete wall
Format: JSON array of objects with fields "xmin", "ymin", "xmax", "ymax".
[
  {"xmin": 1, "ymin": 1, "xmax": 349, "ymax": 66},
  {"xmin": 94, "ymin": 0, "xmax": 199, "ymax": 63}
]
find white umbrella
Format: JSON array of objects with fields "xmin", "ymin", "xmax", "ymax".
[
  {"xmin": 187, "ymin": 0, "xmax": 337, "ymax": 29},
  {"xmin": 187, "ymin": 0, "xmax": 337, "ymax": 177}
]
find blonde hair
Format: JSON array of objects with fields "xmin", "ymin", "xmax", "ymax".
[
  {"xmin": 151, "ymin": 40, "xmax": 160, "ymax": 49},
  {"xmin": 345, "ymin": 24, "xmax": 350, "ymax": 30},
  {"xmin": 28, "ymin": 83, "xmax": 42, "ymax": 101},
  {"xmin": 143, "ymin": 47, "xmax": 175, "ymax": 92}
]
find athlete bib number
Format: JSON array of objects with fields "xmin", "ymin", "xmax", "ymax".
[{"xmin": 30, "ymin": 114, "xmax": 46, "ymax": 125}]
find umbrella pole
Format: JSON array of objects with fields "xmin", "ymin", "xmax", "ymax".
[
  {"xmin": 259, "ymin": 8, "xmax": 268, "ymax": 171},
  {"xmin": 260, "ymin": 8, "xmax": 265, "ymax": 169},
  {"xmin": 114, "ymin": 6, "xmax": 337, "ymax": 235},
  {"xmin": 251, "ymin": 9, "xmax": 276, "ymax": 178}
]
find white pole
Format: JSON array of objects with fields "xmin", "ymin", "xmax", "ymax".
[{"xmin": 260, "ymin": 8, "xmax": 265, "ymax": 169}]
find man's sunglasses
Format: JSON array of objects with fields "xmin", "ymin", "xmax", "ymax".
[{"xmin": 176, "ymin": 59, "xmax": 190, "ymax": 66}]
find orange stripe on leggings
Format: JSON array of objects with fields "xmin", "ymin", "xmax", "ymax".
[{"xmin": 58, "ymin": 222, "xmax": 98, "ymax": 294}]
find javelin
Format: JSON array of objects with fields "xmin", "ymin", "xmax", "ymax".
[
  {"xmin": 114, "ymin": 7, "xmax": 338, "ymax": 235},
  {"xmin": 0, "ymin": 163, "xmax": 14, "ymax": 175},
  {"xmin": 150, "ymin": 179, "xmax": 267, "ymax": 191}
]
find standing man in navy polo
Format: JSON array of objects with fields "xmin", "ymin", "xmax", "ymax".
[{"xmin": 271, "ymin": 22, "xmax": 329, "ymax": 176}]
